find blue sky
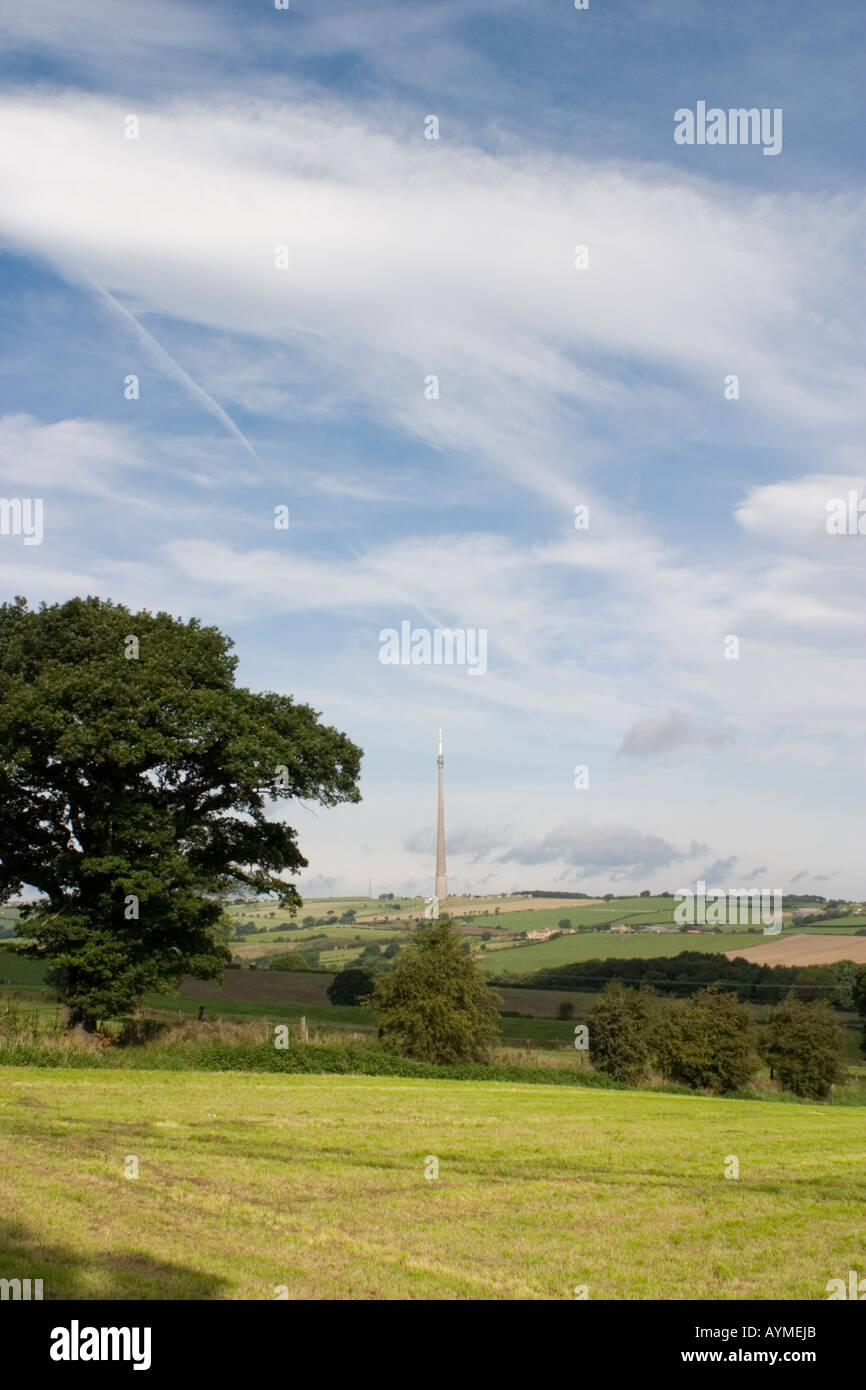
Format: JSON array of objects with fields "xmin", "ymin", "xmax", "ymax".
[{"xmin": 0, "ymin": 0, "xmax": 864, "ymax": 899}]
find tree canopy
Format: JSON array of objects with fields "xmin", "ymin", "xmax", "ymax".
[
  {"xmin": 327, "ymin": 967, "xmax": 376, "ymax": 1006},
  {"xmin": 372, "ymin": 917, "xmax": 500, "ymax": 1063},
  {"xmin": 759, "ymin": 995, "xmax": 847, "ymax": 1100},
  {"xmin": 0, "ymin": 596, "xmax": 362, "ymax": 1027}
]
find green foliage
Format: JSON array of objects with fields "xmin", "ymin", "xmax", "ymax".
[
  {"xmin": 327, "ymin": 967, "xmax": 375, "ymax": 1006},
  {"xmin": 517, "ymin": 951, "xmax": 842, "ymax": 1002},
  {"xmin": 373, "ymin": 917, "xmax": 501, "ymax": 1063},
  {"xmin": 832, "ymin": 961, "xmax": 858, "ymax": 1008},
  {"xmin": 656, "ymin": 987, "xmax": 760, "ymax": 1094},
  {"xmin": 269, "ymin": 954, "xmax": 312, "ymax": 972},
  {"xmin": 556, "ymin": 1000, "xmax": 574, "ymax": 1020},
  {"xmin": 558, "ymin": 919, "xmax": 572, "ymax": 930},
  {"xmin": 0, "ymin": 1038, "xmax": 629, "ymax": 1086},
  {"xmin": 760, "ymin": 995, "xmax": 847, "ymax": 1100},
  {"xmin": 0, "ymin": 596, "xmax": 362, "ymax": 1028},
  {"xmin": 587, "ymin": 982, "xmax": 652, "ymax": 1083}
]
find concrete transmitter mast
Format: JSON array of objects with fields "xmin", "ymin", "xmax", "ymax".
[{"xmin": 435, "ymin": 729, "xmax": 447, "ymax": 900}]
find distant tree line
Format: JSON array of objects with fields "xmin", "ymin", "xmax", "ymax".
[
  {"xmin": 513, "ymin": 890, "xmax": 594, "ymax": 899},
  {"xmin": 495, "ymin": 952, "xmax": 851, "ymax": 1004}
]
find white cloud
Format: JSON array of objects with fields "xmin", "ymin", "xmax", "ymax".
[
  {"xmin": 735, "ymin": 474, "xmax": 866, "ymax": 548},
  {"xmin": 0, "ymin": 91, "xmax": 864, "ymax": 515},
  {"xmin": 0, "ymin": 413, "xmax": 140, "ymax": 495}
]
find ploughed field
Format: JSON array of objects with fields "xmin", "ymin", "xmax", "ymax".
[
  {"xmin": 0, "ymin": 1067, "xmax": 863, "ymax": 1300},
  {"xmin": 725, "ymin": 935, "xmax": 866, "ymax": 966}
]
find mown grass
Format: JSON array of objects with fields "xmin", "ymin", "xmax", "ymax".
[{"xmin": 1, "ymin": 1065, "xmax": 865, "ymax": 1300}]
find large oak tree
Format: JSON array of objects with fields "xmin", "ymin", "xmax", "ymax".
[{"xmin": 0, "ymin": 596, "xmax": 362, "ymax": 1029}]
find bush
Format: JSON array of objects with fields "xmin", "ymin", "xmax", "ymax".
[
  {"xmin": 373, "ymin": 918, "xmax": 500, "ymax": 1064},
  {"xmin": 269, "ymin": 954, "xmax": 311, "ymax": 972},
  {"xmin": 657, "ymin": 988, "xmax": 759, "ymax": 1094},
  {"xmin": 557, "ymin": 1001, "xmax": 574, "ymax": 1020},
  {"xmin": 760, "ymin": 995, "xmax": 847, "ymax": 1100},
  {"xmin": 327, "ymin": 968, "xmax": 375, "ymax": 1006},
  {"xmin": 587, "ymin": 982, "xmax": 651, "ymax": 1083}
]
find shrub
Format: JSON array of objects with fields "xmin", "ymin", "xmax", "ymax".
[
  {"xmin": 373, "ymin": 918, "xmax": 500, "ymax": 1064},
  {"xmin": 760, "ymin": 995, "xmax": 847, "ymax": 1100},
  {"xmin": 657, "ymin": 987, "xmax": 759, "ymax": 1094},
  {"xmin": 269, "ymin": 953, "xmax": 311, "ymax": 972},
  {"xmin": 557, "ymin": 1001, "xmax": 574, "ymax": 1020},
  {"xmin": 327, "ymin": 968, "xmax": 375, "ymax": 1006},
  {"xmin": 587, "ymin": 982, "xmax": 651, "ymax": 1083}
]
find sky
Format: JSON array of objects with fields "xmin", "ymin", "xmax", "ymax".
[{"xmin": 0, "ymin": 0, "xmax": 864, "ymax": 901}]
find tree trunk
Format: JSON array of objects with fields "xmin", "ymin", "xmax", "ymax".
[{"xmin": 68, "ymin": 1011, "xmax": 97, "ymax": 1034}]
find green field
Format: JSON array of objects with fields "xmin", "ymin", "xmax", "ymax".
[
  {"xmin": 0, "ymin": 952, "xmax": 55, "ymax": 992},
  {"xmin": 0, "ymin": 952, "xmax": 587, "ymax": 1044},
  {"xmin": 481, "ymin": 929, "xmax": 766, "ymax": 973},
  {"xmin": 468, "ymin": 901, "xmax": 681, "ymax": 935},
  {"xmin": 1, "ymin": 1066, "xmax": 864, "ymax": 1299}
]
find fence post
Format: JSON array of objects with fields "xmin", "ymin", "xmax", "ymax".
[{"xmin": 299, "ymin": 1015, "xmax": 308, "ymax": 1042}]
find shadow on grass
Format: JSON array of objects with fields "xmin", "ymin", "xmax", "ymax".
[{"xmin": 0, "ymin": 1219, "xmax": 228, "ymax": 1300}]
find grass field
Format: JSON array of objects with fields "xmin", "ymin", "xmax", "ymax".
[
  {"xmin": 0, "ymin": 952, "xmax": 588, "ymax": 1044},
  {"xmin": 481, "ymin": 929, "xmax": 765, "ymax": 973},
  {"xmin": 1, "ymin": 1066, "xmax": 864, "ymax": 1300},
  {"xmin": 0, "ymin": 952, "xmax": 55, "ymax": 992}
]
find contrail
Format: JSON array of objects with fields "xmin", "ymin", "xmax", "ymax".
[{"xmin": 85, "ymin": 278, "xmax": 262, "ymax": 462}]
